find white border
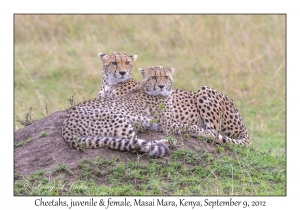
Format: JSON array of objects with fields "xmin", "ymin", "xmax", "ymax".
[{"xmin": 4, "ymin": 0, "xmax": 298, "ymax": 209}]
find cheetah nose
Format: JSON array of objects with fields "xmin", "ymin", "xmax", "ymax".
[
  {"xmin": 119, "ymin": 71, "xmax": 126, "ymax": 76},
  {"xmin": 158, "ymin": 85, "xmax": 165, "ymax": 89}
]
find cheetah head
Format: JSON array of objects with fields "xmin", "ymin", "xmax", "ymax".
[
  {"xmin": 138, "ymin": 66, "xmax": 174, "ymax": 97},
  {"xmin": 98, "ymin": 52, "xmax": 137, "ymax": 85}
]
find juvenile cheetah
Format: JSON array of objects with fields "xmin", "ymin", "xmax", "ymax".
[
  {"xmin": 97, "ymin": 52, "xmax": 139, "ymax": 98},
  {"xmin": 63, "ymin": 66, "xmax": 210, "ymax": 157},
  {"xmin": 97, "ymin": 52, "xmax": 249, "ymax": 145}
]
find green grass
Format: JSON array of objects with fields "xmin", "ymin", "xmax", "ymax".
[
  {"xmin": 14, "ymin": 148, "xmax": 285, "ymax": 195},
  {"xmin": 15, "ymin": 137, "xmax": 32, "ymax": 147},
  {"xmin": 14, "ymin": 14, "xmax": 286, "ymax": 195},
  {"xmin": 39, "ymin": 131, "xmax": 47, "ymax": 137}
]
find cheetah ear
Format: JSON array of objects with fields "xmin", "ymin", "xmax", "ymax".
[
  {"xmin": 169, "ymin": 68, "xmax": 175, "ymax": 74},
  {"xmin": 138, "ymin": 68, "xmax": 146, "ymax": 77},
  {"xmin": 98, "ymin": 53, "xmax": 106, "ymax": 59},
  {"xmin": 129, "ymin": 55, "xmax": 137, "ymax": 61}
]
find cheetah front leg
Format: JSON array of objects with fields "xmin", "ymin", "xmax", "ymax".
[
  {"xmin": 160, "ymin": 110, "xmax": 219, "ymax": 141},
  {"xmin": 187, "ymin": 123, "xmax": 248, "ymax": 145},
  {"xmin": 166, "ymin": 121, "xmax": 216, "ymax": 139},
  {"xmin": 170, "ymin": 122, "xmax": 246, "ymax": 145},
  {"xmin": 186, "ymin": 124, "xmax": 227, "ymax": 144},
  {"xmin": 162, "ymin": 116, "xmax": 237, "ymax": 145}
]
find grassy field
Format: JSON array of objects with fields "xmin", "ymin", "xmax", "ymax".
[
  {"xmin": 14, "ymin": 146, "xmax": 285, "ymax": 196},
  {"xmin": 14, "ymin": 15, "xmax": 286, "ymax": 195}
]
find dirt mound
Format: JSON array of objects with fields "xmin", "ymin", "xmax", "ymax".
[{"xmin": 14, "ymin": 110, "xmax": 218, "ymax": 179}]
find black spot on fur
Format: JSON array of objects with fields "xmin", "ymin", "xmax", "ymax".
[{"xmin": 96, "ymin": 138, "xmax": 100, "ymax": 146}]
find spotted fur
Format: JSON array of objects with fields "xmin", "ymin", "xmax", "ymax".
[
  {"xmin": 96, "ymin": 53, "xmax": 249, "ymax": 146},
  {"xmin": 97, "ymin": 52, "xmax": 138, "ymax": 98},
  {"xmin": 63, "ymin": 66, "xmax": 178, "ymax": 157}
]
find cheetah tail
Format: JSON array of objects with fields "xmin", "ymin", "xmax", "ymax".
[
  {"xmin": 74, "ymin": 136, "xmax": 170, "ymax": 158},
  {"xmin": 219, "ymin": 134, "xmax": 250, "ymax": 146}
]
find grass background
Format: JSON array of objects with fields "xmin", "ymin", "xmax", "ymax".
[
  {"xmin": 14, "ymin": 15, "xmax": 286, "ymax": 195},
  {"xmin": 14, "ymin": 14, "xmax": 285, "ymax": 151}
]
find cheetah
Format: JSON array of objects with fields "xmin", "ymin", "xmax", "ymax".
[
  {"xmin": 63, "ymin": 66, "xmax": 212, "ymax": 157},
  {"xmin": 97, "ymin": 52, "xmax": 249, "ymax": 145},
  {"xmin": 97, "ymin": 52, "xmax": 139, "ymax": 98}
]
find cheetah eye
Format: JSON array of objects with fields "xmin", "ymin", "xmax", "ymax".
[
  {"xmin": 125, "ymin": 61, "xmax": 130, "ymax": 65},
  {"xmin": 111, "ymin": 62, "xmax": 117, "ymax": 65},
  {"xmin": 164, "ymin": 76, "xmax": 169, "ymax": 79},
  {"xmin": 151, "ymin": 76, "xmax": 157, "ymax": 79}
]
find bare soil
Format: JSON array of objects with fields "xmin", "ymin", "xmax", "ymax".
[{"xmin": 14, "ymin": 110, "xmax": 221, "ymax": 179}]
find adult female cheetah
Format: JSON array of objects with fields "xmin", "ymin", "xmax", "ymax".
[
  {"xmin": 96, "ymin": 52, "xmax": 249, "ymax": 146},
  {"xmin": 63, "ymin": 66, "xmax": 214, "ymax": 157}
]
